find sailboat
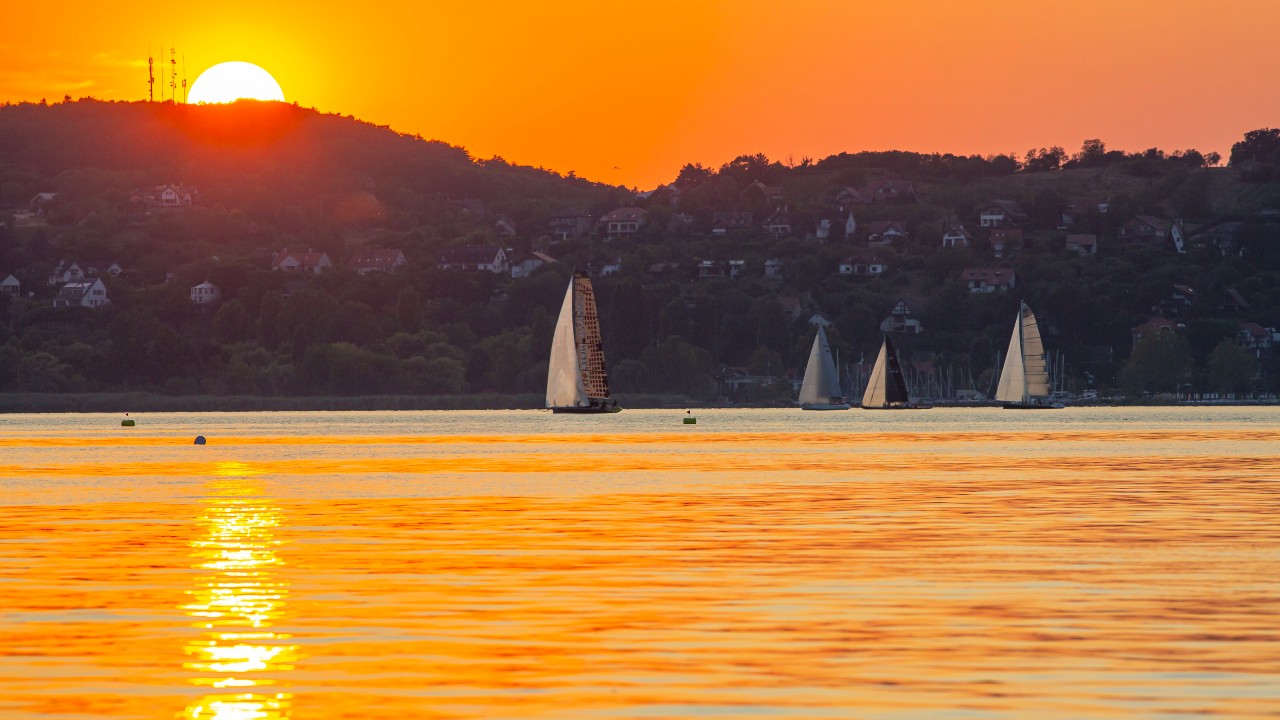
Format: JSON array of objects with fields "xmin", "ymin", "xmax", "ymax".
[
  {"xmin": 546, "ymin": 272, "xmax": 621, "ymax": 413},
  {"xmin": 995, "ymin": 301, "xmax": 1063, "ymax": 409},
  {"xmin": 798, "ymin": 325, "xmax": 851, "ymax": 410},
  {"xmin": 861, "ymin": 334, "xmax": 914, "ymax": 409}
]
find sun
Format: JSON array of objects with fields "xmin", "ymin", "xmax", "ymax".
[{"xmin": 188, "ymin": 61, "xmax": 285, "ymax": 104}]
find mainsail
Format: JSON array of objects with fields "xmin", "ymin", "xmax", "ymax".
[
  {"xmin": 862, "ymin": 335, "xmax": 911, "ymax": 408},
  {"xmin": 546, "ymin": 273, "xmax": 613, "ymax": 409},
  {"xmin": 798, "ymin": 325, "xmax": 843, "ymax": 406},
  {"xmin": 995, "ymin": 302, "xmax": 1051, "ymax": 404}
]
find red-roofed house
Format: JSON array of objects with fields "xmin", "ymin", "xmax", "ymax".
[
  {"xmin": 961, "ymin": 268, "xmax": 1016, "ymax": 293},
  {"xmin": 348, "ymin": 249, "xmax": 407, "ymax": 275},
  {"xmin": 979, "ymin": 200, "xmax": 1027, "ymax": 228},
  {"xmin": 989, "ymin": 228, "xmax": 1022, "ymax": 258},
  {"xmin": 1237, "ymin": 322, "xmax": 1274, "ymax": 356},
  {"xmin": 1131, "ymin": 317, "xmax": 1181, "ymax": 347}
]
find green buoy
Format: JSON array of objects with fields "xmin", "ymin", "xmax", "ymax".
[{"xmin": 121, "ymin": 419, "xmax": 135, "ymax": 427}]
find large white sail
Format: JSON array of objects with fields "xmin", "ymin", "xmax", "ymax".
[
  {"xmin": 862, "ymin": 335, "xmax": 912, "ymax": 408},
  {"xmin": 546, "ymin": 281, "xmax": 587, "ymax": 408},
  {"xmin": 995, "ymin": 302, "xmax": 1050, "ymax": 403},
  {"xmin": 798, "ymin": 326, "xmax": 842, "ymax": 406}
]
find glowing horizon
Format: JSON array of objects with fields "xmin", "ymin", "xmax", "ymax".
[{"xmin": 2, "ymin": 0, "xmax": 1278, "ymax": 187}]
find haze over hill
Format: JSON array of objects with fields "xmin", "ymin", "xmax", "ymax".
[{"xmin": 1, "ymin": 99, "xmax": 1278, "ymax": 408}]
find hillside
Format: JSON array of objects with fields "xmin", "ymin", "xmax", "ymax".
[{"xmin": 1, "ymin": 99, "xmax": 1279, "ymax": 404}]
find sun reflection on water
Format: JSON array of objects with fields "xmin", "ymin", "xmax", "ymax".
[{"xmin": 181, "ymin": 471, "xmax": 296, "ymax": 719}]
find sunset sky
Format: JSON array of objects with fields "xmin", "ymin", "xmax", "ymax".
[{"xmin": 3, "ymin": 0, "xmax": 1278, "ymax": 187}]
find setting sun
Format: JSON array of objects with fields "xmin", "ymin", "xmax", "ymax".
[{"xmin": 188, "ymin": 61, "xmax": 284, "ymax": 104}]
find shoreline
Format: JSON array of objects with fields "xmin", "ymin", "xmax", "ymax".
[{"xmin": 1, "ymin": 393, "xmax": 1277, "ymax": 414}]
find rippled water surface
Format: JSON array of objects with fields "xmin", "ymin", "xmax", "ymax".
[{"xmin": 1, "ymin": 407, "xmax": 1278, "ymax": 719}]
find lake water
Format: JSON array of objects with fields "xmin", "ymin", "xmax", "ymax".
[{"xmin": 1, "ymin": 407, "xmax": 1278, "ymax": 719}]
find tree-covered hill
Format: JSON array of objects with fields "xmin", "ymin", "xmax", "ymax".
[{"xmin": 1, "ymin": 99, "xmax": 1278, "ymax": 404}]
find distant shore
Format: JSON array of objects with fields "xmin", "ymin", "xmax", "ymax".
[{"xmin": 1, "ymin": 393, "xmax": 1277, "ymax": 414}]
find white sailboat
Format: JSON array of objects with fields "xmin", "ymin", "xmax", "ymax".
[
  {"xmin": 798, "ymin": 325, "xmax": 850, "ymax": 410},
  {"xmin": 546, "ymin": 272, "xmax": 621, "ymax": 414},
  {"xmin": 861, "ymin": 334, "xmax": 914, "ymax": 409},
  {"xmin": 995, "ymin": 301, "xmax": 1062, "ymax": 409}
]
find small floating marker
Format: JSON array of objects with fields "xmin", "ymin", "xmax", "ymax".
[
  {"xmin": 121, "ymin": 419, "xmax": 135, "ymax": 427},
  {"xmin": 194, "ymin": 436, "xmax": 207, "ymax": 445},
  {"xmin": 683, "ymin": 417, "xmax": 696, "ymax": 424}
]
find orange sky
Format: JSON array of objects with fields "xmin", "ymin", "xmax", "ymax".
[{"xmin": 3, "ymin": 1, "xmax": 1278, "ymax": 187}]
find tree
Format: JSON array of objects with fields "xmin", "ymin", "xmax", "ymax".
[
  {"xmin": 1229, "ymin": 128, "xmax": 1280, "ymax": 166},
  {"xmin": 396, "ymin": 286, "xmax": 421, "ymax": 333},
  {"xmin": 1119, "ymin": 333, "xmax": 1191, "ymax": 394},
  {"xmin": 213, "ymin": 299, "xmax": 251, "ymax": 343},
  {"xmin": 1207, "ymin": 340, "xmax": 1258, "ymax": 395}
]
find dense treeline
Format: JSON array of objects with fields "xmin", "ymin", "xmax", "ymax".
[{"xmin": 1, "ymin": 99, "xmax": 1279, "ymax": 403}]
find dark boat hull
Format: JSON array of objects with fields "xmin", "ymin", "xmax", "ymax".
[
  {"xmin": 551, "ymin": 403, "xmax": 622, "ymax": 414},
  {"xmin": 1002, "ymin": 401, "xmax": 1064, "ymax": 409}
]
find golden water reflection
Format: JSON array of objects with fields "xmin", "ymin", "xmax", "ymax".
[{"xmin": 182, "ymin": 465, "xmax": 296, "ymax": 719}]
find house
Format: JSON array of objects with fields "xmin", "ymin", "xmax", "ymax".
[
  {"xmin": 596, "ymin": 257, "xmax": 623, "ymax": 277},
  {"xmin": 880, "ymin": 299, "xmax": 923, "ymax": 334},
  {"xmin": 941, "ymin": 225, "xmax": 972, "ymax": 248},
  {"xmin": 862, "ymin": 177, "xmax": 917, "ymax": 203},
  {"xmin": 154, "ymin": 183, "xmax": 198, "ymax": 207},
  {"xmin": 438, "ymin": 245, "xmax": 508, "ymax": 274},
  {"xmin": 0, "ymin": 274, "xmax": 20, "ymax": 297},
  {"xmin": 349, "ymin": 248, "xmax": 407, "ymax": 275},
  {"xmin": 1058, "ymin": 198, "xmax": 1109, "ymax": 229},
  {"xmin": 764, "ymin": 258, "xmax": 785, "ymax": 281},
  {"xmin": 961, "ymin": 268, "xmax": 1016, "ymax": 293},
  {"xmin": 84, "ymin": 260, "xmax": 124, "ymax": 278},
  {"xmin": 190, "ymin": 281, "xmax": 222, "ymax": 305},
  {"xmin": 839, "ymin": 254, "xmax": 889, "ymax": 277},
  {"xmin": 697, "ymin": 260, "xmax": 725, "ymax": 279},
  {"xmin": 1120, "ymin": 215, "xmax": 1168, "ymax": 242},
  {"xmin": 1065, "ymin": 234, "xmax": 1098, "ymax": 255},
  {"xmin": 641, "ymin": 184, "xmax": 683, "ymax": 207},
  {"xmin": 53, "ymin": 278, "xmax": 108, "ymax": 308},
  {"xmin": 1237, "ymin": 322, "xmax": 1274, "ymax": 356},
  {"xmin": 740, "ymin": 181, "xmax": 784, "ymax": 207},
  {"xmin": 809, "ymin": 313, "xmax": 834, "ymax": 328},
  {"xmin": 29, "ymin": 192, "xmax": 58, "ymax": 213},
  {"xmin": 1131, "ymin": 317, "xmax": 1181, "ymax": 347},
  {"xmin": 646, "ymin": 262, "xmax": 679, "ymax": 279},
  {"xmin": 1153, "ymin": 285, "xmax": 1196, "ymax": 317},
  {"xmin": 777, "ymin": 296, "xmax": 802, "ymax": 320},
  {"xmin": 493, "ymin": 216, "xmax": 517, "ymax": 237},
  {"xmin": 728, "ymin": 260, "xmax": 746, "ymax": 279},
  {"xmin": 600, "ymin": 207, "xmax": 647, "ymax": 238},
  {"xmin": 979, "ymin": 200, "xmax": 1028, "ymax": 228},
  {"xmin": 989, "ymin": 228, "xmax": 1022, "ymax": 258},
  {"xmin": 549, "ymin": 211, "xmax": 591, "ymax": 240},
  {"xmin": 711, "ymin": 211, "xmax": 753, "ymax": 236},
  {"xmin": 510, "ymin": 251, "xmax": 558, "ymax": 279},
  {"xmin": 271, "ymin": 249, "xmax": 332, "ymax": 274},
  {"xmin": 762, "ymin": 206, "xmax": 792, "ymax": 237},
  {"xmin": 1220, "ymin": 287, "xmax": 1250, "ymax": 314},
  {"xmin": 835, "ymin": 186, "xmax": 872, "ymax": 206},
  {"xmin": 47, "ymin": 261, "xmax": 85, "ymax": 285},
  {"xmin": 866, "ymin": 221, "xmax": 908, "ymax": 246}
]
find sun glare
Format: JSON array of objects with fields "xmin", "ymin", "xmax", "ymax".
[{"xmin": 188, "ymin": 62, "xmax": 285, "ymax": 104}]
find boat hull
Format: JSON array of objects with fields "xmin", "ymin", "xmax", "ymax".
[
  {"xmin": 860, "ymin": 404, "xmax": 928, "ymax": 410},
  {"xmin": 1001, "ymin": 401, "xmax": 1064, "ymax": 409},
  {"xmin": 801, "ymin": 403, "xmax": 851, "ymax": 411},
  {"xmin": 551, "ymin": 403, "xmax": 622, "ymax": 414}
]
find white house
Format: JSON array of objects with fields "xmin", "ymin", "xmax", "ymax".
[
  {"xmin": 348, "ymin": 249, "xmax": 407, "ymax": 275},
  {"xmin": 190, "ymin": 281, "xmax": 222, "ymax": 305},
  {"xmin": 53, "ymin": 278, "xmax": 109, "ymax": 308},
  {"xmin": 866, "ymin": 221, "xmax": 908, "ymax": 246},
  {"xmin": 47, "ymin": 261, "xmax": 85, "ymax": 286},
  {"xmin": 764, "ymin": 258, "xmax": 785, "ymax": 280},
  {"xmin": 728, "ymin": 259, "xmax": 746, "ymax": 279},
  {"xmin": 600, "ymin": 207, "xmax": 647, "ymax": 238},
  {"xmin": 979, "ymin": 200, "xmax": 1027, "ymax": 228},
  {"xmin": 839, "ymin": 255, "xmax": 889, "ymax": 277},
  {"xmin": 0, "ymin": 274, "xmax": 20, "ymax": 297},
  {"xmin": 880, "ymin": 299, "xmax": 923, "ymax": 334},
  {"xmin": 85, "ymin": 260, "xmax": 124, "ymax": 278},
  {"xmin": 271, "ymin": 249, "xmax": 332, "ymax": 274},
  {"xmin": 438, "ymin": 245, "xmax": 508, "ymax": 273},
  {"xmin": 941, "ymin": 226, "xmax": 972, "ymax": 248}
]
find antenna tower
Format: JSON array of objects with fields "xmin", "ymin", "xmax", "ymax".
[
  {"xmin": 147, "ymin": 48, "xmax": 155, "ymax": 102},
  {"xmin": 169, "ymin": 47, "xmax": 177, "ymax": 102},
  {"xmin": 181, "ymin": 54, "xmax": 188, "ymax": 103}
]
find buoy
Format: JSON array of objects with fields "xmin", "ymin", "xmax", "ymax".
[
  {"xmin": 194, "ymin": 436, "xmax": 206, "ymax": 445},
  {"xmin": 121, "ymin": 419, "xmax": 135, "ymax": 427},
  {"xmin": 683, "ymin": 417, "xmax": 696, "ymax": 424}
]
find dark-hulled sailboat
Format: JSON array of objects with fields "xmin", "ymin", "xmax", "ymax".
[
  {"xmin": 860, "ymin": 334, "xmax": 914, "ymax": 409},
  {"xmin": 546, "ymin": 272, "xmax": 621, "ymax": 413}
]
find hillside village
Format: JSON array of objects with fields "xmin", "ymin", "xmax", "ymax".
[{"xmin": 1, "ymin": 99, "xmax": 1279, "ymax": 403}]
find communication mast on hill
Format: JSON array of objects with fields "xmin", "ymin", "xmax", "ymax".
[
  {"xmin": 169, "ymin": 47, "xmax": 177, "ymax": 102},
  {"xmin": 181, "ymin": 54, "xmax": 188, "ymax": 103},
  {"xmin": 147, "ymin": 48, "xmax": 155, "ymax": 102}
]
